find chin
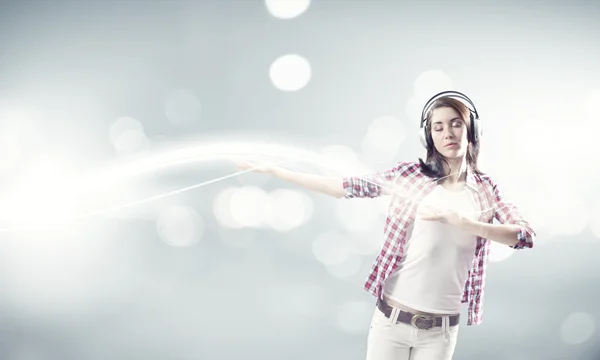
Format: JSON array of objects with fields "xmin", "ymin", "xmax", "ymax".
[{"xmin": 441, "ymin": 149, "xmax": 466, "ymax": 159}]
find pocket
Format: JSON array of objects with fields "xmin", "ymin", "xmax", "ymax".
[
  {"xmin": 371, "ymin": 306, "xmax": 385, "ymax": 321},
  {"xmin": 370, "ymin": 306, "xmax": 390, "ymax": 329}
]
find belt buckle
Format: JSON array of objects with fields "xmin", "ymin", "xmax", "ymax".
[{"xmin": 410, "ymin": 314, "xmax": 435, "ymax": 330}]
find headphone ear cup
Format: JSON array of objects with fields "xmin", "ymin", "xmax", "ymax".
[
  {"xmin": 470, "ymin": 116, "xmax": 482, "ymax": 144},
  {"xmin": 419, "ymin": 125, "xmax": 428, "ymax": 149},
  {"xmin": 420, "ymin": 125, "xmax": 433, "ymax": 149},
  {"xmin": 468, "ymin": 113, "xmax": 476, "ymax": 144}
]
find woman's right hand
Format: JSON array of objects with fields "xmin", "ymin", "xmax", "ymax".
[{"xmin": 233, "ymin": 159, "xmax": 274, "ymax": 174}]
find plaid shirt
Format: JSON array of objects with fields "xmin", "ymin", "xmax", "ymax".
[{"xmin": 342, "ymin": 161, "xmax": 535, "ymax": 326}]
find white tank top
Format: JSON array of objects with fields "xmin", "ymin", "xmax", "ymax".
[{"xmin": 383, "ymin": 184, "xmax": 480, "ymax": 314}]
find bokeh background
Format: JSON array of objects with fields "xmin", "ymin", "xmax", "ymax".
[{"xmin": 0, "ymin": 0, "xmax": 599, "ymax": 359}]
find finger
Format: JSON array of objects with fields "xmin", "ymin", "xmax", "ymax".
[
  {"xmin": 421, "ymin": 216, "xmax": 440, "ymax": 221},
  {"xmin": 234, "ymin": 161, "xmax": 257, "ymax": 172},
  {"xmin": 231, "ymin": 158, "xmax": 248, "ymax": 167}
]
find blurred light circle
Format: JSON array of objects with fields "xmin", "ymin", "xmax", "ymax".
[
  {"xmin": 269, "ymin": 54, "xmax": 311, "ymax": 92},
  {"xmin": 113, "ymin": 129, "xmax": 150, "ymax": 156},
  {"xmin": 265, "ymin": 189, "xmax": 313, "ymax": 231},
  {"xmin": 109, "ymin": 117, "xmax": 149, "ymax": 156},
  {"xmin": 335, "ymin": 300, "xmax": 374, "ymax": 334},
  {"xmin": 265, "ymin": 0, "xmax": 311, "ymax": 19},
  {"xmin": 560, "ymin": 312, "xmax": 596, "ymax": 345},
  {"xmin": 109, "ymin": 116, "xmax": 143, "ymax": 144},
  {"xmin": 229, "ymin": 186, "xmax": 269, "ymax": 227},
  {"xmin": 335, "ymin": 199, "xmax": 381, "ymax": 232},
  {"xmin": 164, "ymin": 89, "xmax": 202, "ymax": 127},
  {"xmin": 348, "ymin": 232, "xmax": 381, "ymax": 256},
  {"xmin": 325, "ymin": 253, "xmax": 363, "ymax": 280},
  {"xmin": 319, "ymin": 145, "xmax": 370, "ymax": 176},
  {"xmin": 213, "ymin": 187, "xmax": 242, "ymax": 229},
  {"xmin": 156, "ymin": 205, "xmax": 203, "ymax": 247},
  {"xmin": 413, "ymin": 69, "xmax": 453, "ymax": 100},
  {"xmin": 312, "ymin": 231, "xmax": 352, "ymax": 265},
  {"xmin": 361, "ymin": 115, "xmax": 405, "ymax": 163}
]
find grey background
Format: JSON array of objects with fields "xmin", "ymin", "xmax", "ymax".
[{"xmin": 0, "ymin": 0, "xmax": 599, "ymax": 359}]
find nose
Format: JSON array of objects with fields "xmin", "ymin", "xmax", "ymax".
[{"xmin": 443, "ymin": 127, "xmax": 454, "ymax": 139}]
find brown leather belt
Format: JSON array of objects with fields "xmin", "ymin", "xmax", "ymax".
[{"xmin": 376, "ymin": 297, "xmax": 460, "ymax": 330}]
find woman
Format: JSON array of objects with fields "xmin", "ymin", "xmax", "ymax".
[{"xmin": 236, "ymin": 91, "xmax": 536, "ymax": 360}]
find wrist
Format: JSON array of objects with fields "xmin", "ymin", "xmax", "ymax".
[
  {"xmin": 459, "ymin": 216, "xmax": 474, "ymax": 230},
  {"xmin": 267, "ymin": 165, "xmax": 279, "ymax": 176},
  {"xmin": 460, "ymin": 217, "xmax": 488, "ymax": 238}
]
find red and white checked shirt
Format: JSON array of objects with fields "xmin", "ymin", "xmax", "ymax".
[{"xmin": 342, "ymin": 161, "xmax": 536, "ymax": 325}]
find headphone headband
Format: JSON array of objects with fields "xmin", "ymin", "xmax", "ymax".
[
  {"xmin": 420, "ymin": 90, "xmax": 479, "ymax": 128},
  {"xmin": 418, "ymin": 90, "xmax": 482, "ymax": 149}
]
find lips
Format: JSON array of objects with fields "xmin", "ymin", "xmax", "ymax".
[{"xmin": 444, "ymin": 143, "xmax": 458, "ymax": 148}]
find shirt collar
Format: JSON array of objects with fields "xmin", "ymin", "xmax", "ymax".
[
  {"xmin": 431, "ymin": 164, "xmax": 479, "ymax": 190},
  {"xmin": 464, "ymin": 165, "xmax": 479, "ymax": 190}
]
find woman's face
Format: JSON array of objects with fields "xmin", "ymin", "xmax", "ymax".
[{"xmin": 429, "ymin": 106, "xmax": 469, "ymax": 159}]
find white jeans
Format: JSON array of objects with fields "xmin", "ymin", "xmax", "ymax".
[{"xmin": 366, "ymin": 306, "xmax": 460, "ymax": 360}]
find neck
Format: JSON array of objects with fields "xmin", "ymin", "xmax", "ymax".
[{"xmin": 443, "ymin": 158, "xmax": 467, "ymax": 184}]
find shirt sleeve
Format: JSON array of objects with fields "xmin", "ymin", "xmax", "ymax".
[
  {"xmin": 341, "ymin": 162, "xmax": 406, "ymax": 199},
  {"xmin": 491, "ymin": 181, "xmax": 536, "ymax": 249}
]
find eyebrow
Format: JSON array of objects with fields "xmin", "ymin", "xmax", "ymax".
[{"xmin": 432, "ymin": 117, "xmax": 462, "ymax": 125}]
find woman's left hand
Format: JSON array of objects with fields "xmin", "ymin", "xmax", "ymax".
[{"xmin": 421, "ymin": 209, "xmax": 465, "ymax": 227}]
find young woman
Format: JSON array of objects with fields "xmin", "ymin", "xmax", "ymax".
[{"xmin": 236, "ymin": 91, "xmax": 535, "ymax": 360}]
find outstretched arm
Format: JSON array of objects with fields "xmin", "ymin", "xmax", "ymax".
[
  {"xmin": 235, "ymin": 160, "xmax": 405, "ymax": 199},
  {"xmin": 235, "ymin": 161, "xmax": 345, "ymax": 198},
  {"xmin": 421, "ymin": 180, "xmax": 536, "ymax": 248}
]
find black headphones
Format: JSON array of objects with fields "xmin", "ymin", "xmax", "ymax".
[{"xmin": 419, "ymin": 90, "xmax": 482, "ymax": 150}]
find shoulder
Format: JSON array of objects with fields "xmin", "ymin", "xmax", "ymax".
[
  {"xmin": 389, "ymin": 161, "xmax": 424, "ymax": 178},
  {"xmin": 475, "ymin": 172, "xmax": 494, "ymax": 186},
  {"xmin": 472, "ymin": 171, "xmax": 501, "ymax": 193}
]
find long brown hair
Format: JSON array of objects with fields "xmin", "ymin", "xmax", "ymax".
[{"xmin": 418, "ymin": 97, "xmax": 485, "ymax": 179}]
